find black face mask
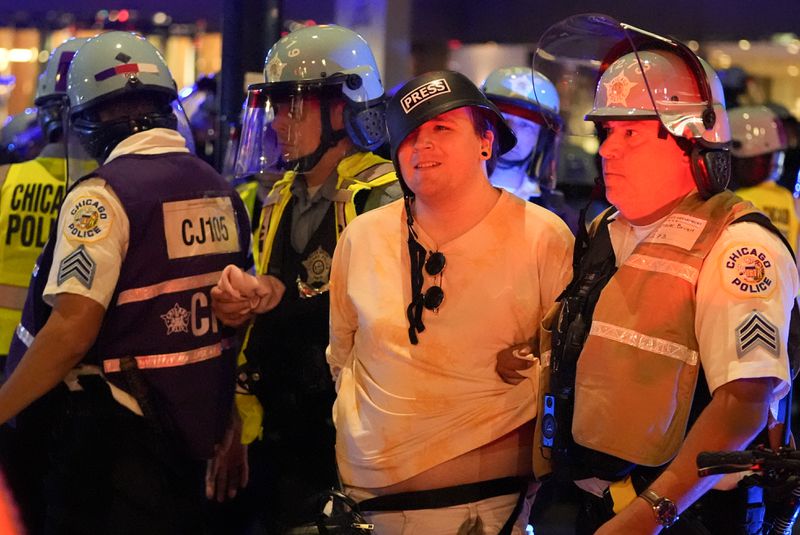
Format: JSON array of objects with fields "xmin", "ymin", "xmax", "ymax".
[
  {"xmin": 37, "ymin": 99, "xmax": 67, "ymax": 144},
  {"xmin": 72, "ymin": 111, "xmax": 178, "ymax": 161}
]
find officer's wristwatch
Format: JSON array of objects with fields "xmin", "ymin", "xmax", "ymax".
[{"xmin": 639, "ymin": 489, "xmax": 679, "ymax": 528}]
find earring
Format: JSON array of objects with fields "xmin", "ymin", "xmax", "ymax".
[{"xmin": 481, "ymin": 151, "xmax": 488, "ymax": 158}]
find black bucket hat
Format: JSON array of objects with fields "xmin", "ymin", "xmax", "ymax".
[{"xmin": 386, "ymin": 70, "xmax": 517, "ymax": 182}]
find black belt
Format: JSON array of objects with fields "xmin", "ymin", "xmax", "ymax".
[{"xmin": 357, "ymin": 476, "xmax": 526, "ymax": 512}]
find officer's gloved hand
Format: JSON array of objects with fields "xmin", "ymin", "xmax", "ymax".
[{"xmin": 496, "ymin": 343, "xmax": 536, "ymax": 385}]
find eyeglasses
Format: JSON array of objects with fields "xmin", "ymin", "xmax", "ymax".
[{"xmin": 406, "ymin": 220, "xmax": 447, "ymax": 344}]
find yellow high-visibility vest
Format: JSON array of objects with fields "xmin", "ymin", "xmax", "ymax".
[{"xmin": 0, "ymin": 158, "xmax": 65, "ymax": 354}]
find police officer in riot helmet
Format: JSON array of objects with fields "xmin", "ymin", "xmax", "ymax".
[
  {"xmin": 0, "ymin": 32, "xmax": 251, "ymax": 533},
  {"xmin": 211, "ymin": 24, "xmax": 400, "ymax": 530},
  {"xmin": 482, "ymin": 66, "xmax": 579, "ymax": 232},
  {"xmin": 729, "ymin": 105, "xmax": 800, "ymax": 252},
  {"xmin": 498, "ymin": 14, "xmax": 798, "ymax": 535}
]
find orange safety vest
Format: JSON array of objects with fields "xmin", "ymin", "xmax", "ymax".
[{"xmin": 572, "ymin": 191, "xmax": 760, "ymax": 466}]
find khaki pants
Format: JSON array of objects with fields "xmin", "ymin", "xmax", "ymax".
[{"xmin": 346, "ymin": 482, "xmax": 539, "ymax": 535}]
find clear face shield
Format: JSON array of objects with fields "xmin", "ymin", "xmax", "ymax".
[
  {"xmin": 533, "ymin": 14, "xmax": 727, "ymax": 147},
  {"xmin": 500, "ymin": 113, "xmax": 542, "ymax": 161},
  {"xmin": 490, "ymin": 95, "xmax": 562, "ymax": 192},
  {"xmin": 234, "ymin": 77, "xmax": 369, "ymax": 178},
  {"xmin": 172, "ymin": 99, "xmax": 197, "ymax": 154}
]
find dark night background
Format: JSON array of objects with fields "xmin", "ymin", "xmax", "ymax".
[{"xmin": 2, "ymin": 0, "xmax": 800, "ymax": 42}]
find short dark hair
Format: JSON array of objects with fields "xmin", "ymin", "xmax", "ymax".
[{"xmin": 469, "ymin": 107, "xmax": 501, "ymax": 176}]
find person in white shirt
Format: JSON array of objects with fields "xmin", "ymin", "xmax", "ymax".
[{"xmin": 328, "ymin": 70, "xmax": 574, "ymax": 534}]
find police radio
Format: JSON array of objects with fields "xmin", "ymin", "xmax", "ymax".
[{"xmin": 542, "ymin": 394, "xmax": 556, "ymax": 448}]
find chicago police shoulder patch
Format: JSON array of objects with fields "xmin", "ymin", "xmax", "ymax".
[
  {"xmin": 64, "ymin": 195, "xmax": 112, "ymax": 242},
  {"xmin": 57, "ymin": 245, "xmax": 96, "ymax": 289},
  {"xmin": 720, "ymin": 243, "xmax": 777, "ymax": 299},
  {"xmin": 736, "ymin": 310, "xmax": 779, "ymax": 358}
]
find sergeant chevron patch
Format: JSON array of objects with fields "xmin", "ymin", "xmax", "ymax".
[
  {"xmin": 736, "ymin": 310, "xmax": 779, "ymax": 358},
  {"xmin": 57, "ymin": 245, "xmax": 96, "ymax": 289}
]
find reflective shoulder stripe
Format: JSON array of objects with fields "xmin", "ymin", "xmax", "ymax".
[
  {"xmin": 116, "ymin": 271, "xmax": 223, "ymax": 306},
  {"xmin": 15, "ymin": 323, "xmax": 34, "ymax": 348},
  {"xmin": 103, "ymin": 337, "xmax": 235, "ymax": 373},
  {"xmin": 623, "ymin": 254, "xmax": 699, "ymax": 285},
  {"xmin": 590, "ymin": 321, "xmax": 699, "ymax": 365},
  {"xmin": 351, "ymin": 162, "xmax": 395, "ymax": 185},
  {"xmin": 0, "ymin": 284, "xmax": 28, "ymax": 311},
  {"xmin": 331, "ymin": 189, "xmax": 353, "ymax": 203}
]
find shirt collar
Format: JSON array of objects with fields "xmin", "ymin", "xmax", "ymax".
[
  {"xmin": 105, "ymin": 128, "xmax": 190, "ymax": 164},
  {"xmin": 290, "ymin": 168, "xmax": 340, "ymax": 203}
]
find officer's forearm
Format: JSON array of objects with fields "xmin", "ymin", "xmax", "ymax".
[
  {"xmin": 646, "ymin": 377, "xmax": 773, "ymax": 514},
  {"xmin": 0, "ymin": 294, "xmax": 104, "ymax": 424}
]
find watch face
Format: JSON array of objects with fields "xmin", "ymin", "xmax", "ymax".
[{"xmin": 655, "ymin": 499, "xmax": 678, "ymax": 526}]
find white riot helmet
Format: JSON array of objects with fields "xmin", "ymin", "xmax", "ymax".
[
  {"xmin": 729, "ymin": 105, "xmax": 788, "ymax": 187},
  {"xmin": 482, "ymin": 66, "xmax": 562, "ymax": 190},
  {"xmin": 66, "ymin": 32, "xmax": 188, "ymax": 162},
  {"xmin": 534, "ymin": 14, "xmax": 732, "ymax": 198},
  {"xmin": 35, "ymin": 37, "xmax": 89, "ymax": 143},
  {"xmin": 235, "ymin": 24, "xmax": 387, "ymax": 177}
]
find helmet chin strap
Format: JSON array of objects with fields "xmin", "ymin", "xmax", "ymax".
[{"xmin": 283, "ymin": 97, "xmax": 348, "ymax": 173}]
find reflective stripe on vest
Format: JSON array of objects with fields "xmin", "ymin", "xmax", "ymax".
[
  {"xmin": 14, "ymin": 323, "xmax": 34, "ymax": 348},
  {"xmin": 103, "ymin": 337, "xmax": 236, "ymax": 373},
  {"xmin": 572, "ymin": 191, "xmax": 761, "ymax": 466},
  {"xmin": 117, "ymin": 271, "xmax": 223, "ymax": 305}
]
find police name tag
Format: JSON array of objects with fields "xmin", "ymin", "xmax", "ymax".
[
  {"xmin": 163, "ymin": 197, "xmax": 240, "ymax": 259},
  {"xmin": 643, "ymin": 214, "xmax": 707, "ymax": 251}
]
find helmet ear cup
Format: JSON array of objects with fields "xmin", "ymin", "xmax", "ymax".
[
  {"xmin": 690, "ymin": 142, "xmax": 731, "ymax": 198},
  {"xmin": 344, "ymin": 101, "xmax": 388, "ymax": 151}
]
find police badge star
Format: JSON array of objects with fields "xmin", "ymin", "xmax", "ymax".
[
  {"xmin": 161, "ymin": 303, "xmax": 190, "ymax": 335},
  {"xmin": 603, "ymin": 71, "xmax": 638, "ymax": 107},
  {"xmin": 298, "ymin": 246, "xmax": 332, "ymax": 298},
  {"xmin": 266, "ymin": 56, "xmax": 287, "ymax": 80},
  {"xmin": 508, "ymin": 75, "xmax": 534, "ymax": 99},
  {"xmin": 301, "ymin": 246, "xmax": 332, "ymax": 286}
]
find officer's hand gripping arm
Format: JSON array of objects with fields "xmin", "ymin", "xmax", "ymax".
[{"xmin": 496, "ymin": 343, "xmax": 536, "ymax": 385}]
